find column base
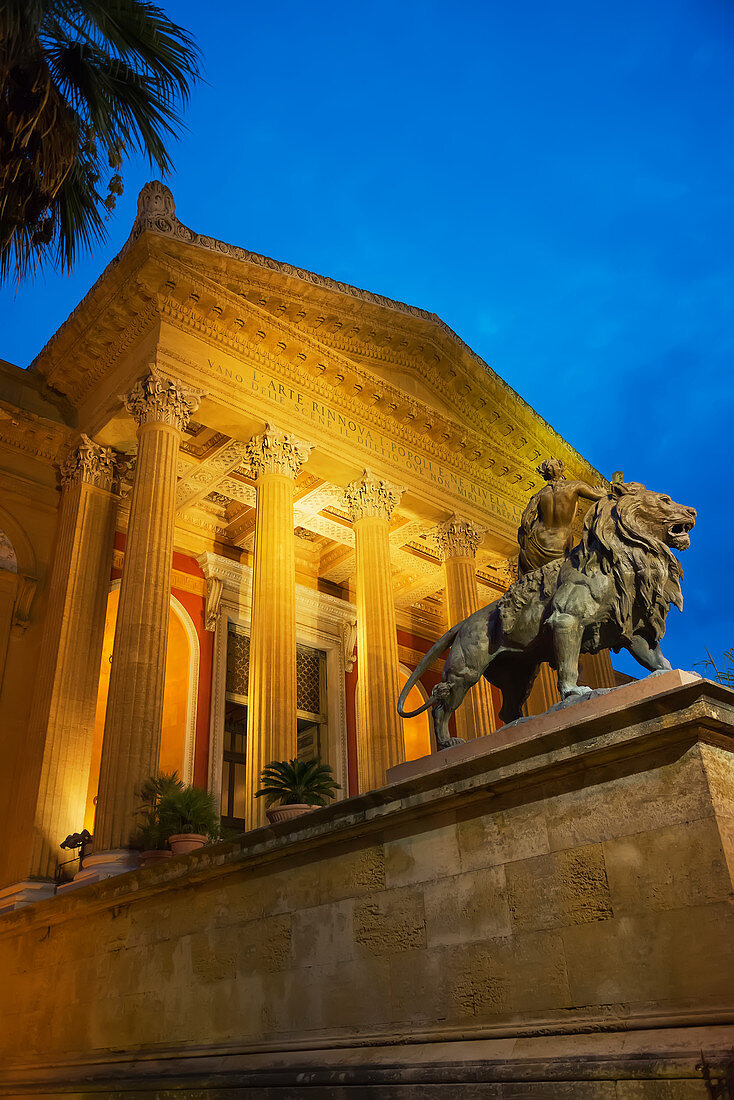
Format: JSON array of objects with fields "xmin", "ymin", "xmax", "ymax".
[
  {"xmin": 57, "ymin": 849, "xmax": 140, "ymax": 893},
  {"xmin": 0, "ymin": 879, "xmax": 56, "ymax": 913}
]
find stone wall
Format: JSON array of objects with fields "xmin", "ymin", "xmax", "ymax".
[{"xmin": 1, "ymin": 673, "xmax": 733, "ymax": 1097}]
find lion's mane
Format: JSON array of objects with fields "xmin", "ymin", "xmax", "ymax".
[{"xmin": 569, "ymin": 484, "xmax": 683, "ymax": 644}]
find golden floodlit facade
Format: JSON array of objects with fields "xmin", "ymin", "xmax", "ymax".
[{"xmin": 0, "ymin": 181, "xmax": 614, "ymax": 908}]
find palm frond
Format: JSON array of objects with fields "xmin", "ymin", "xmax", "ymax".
[
  {"xmin": 0, "ymin": 0, "xmax": 200, "ymax": 283},
  {"xmin": 256, "ymin": 757, "xmax": 341, "ymax": 807}
]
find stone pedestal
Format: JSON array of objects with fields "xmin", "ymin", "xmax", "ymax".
[
  {"xmin": 344, "ymin": 471, "xmax": 405, "ymax": 792},
  {"xmin": 436, "ymin": 516, "xmax": 496, "ymax": 738},
  {"xmin": 2, "ymin": 437, "xmax": 117, "ymax": 892},
  {"xmin": 57, "ymin": 849, "xmax": 140, "ymax": 893},
  {"xmin": 244, "ymin": 424, "xmax": 312, "ymax": 830},
  {"xmin": 2, "ymin": 672, "xmax": 733, "ymax": 1098},
  {"xmin": 93, "ymin": 371, "xmax": 200, "ymax": 855}
]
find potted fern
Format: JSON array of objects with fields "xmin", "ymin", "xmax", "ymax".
[
  {"xmin": 158, "ymin": 782, "xmax": 220, "ymax": 855},
  {"xmin": 132, "ymin": 772, "xmax": 184, "ymax": 866},
  {"xmin": 256, "ymin": 758, "xmax": 341, "ymax": 823}
]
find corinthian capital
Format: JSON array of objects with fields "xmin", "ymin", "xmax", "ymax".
[
  {"xmin": 436, "ymin": 516, "xmax": 485, "ymax": 559},
  {"xmin": 246, "ymin": 423, "xmax": 313, "ymax": 479},
  {"xmin": 59, "ymin": 435, "xmax": 116, "ymax": 491},
  {"xmin": 343, "ymin": 470, "xmax": 403, "ymax": 522},
  {"xmin": 124, "ymin": 369, "xmax": 202, "ymax": 432}
]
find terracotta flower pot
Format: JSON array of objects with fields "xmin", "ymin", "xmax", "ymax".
[
  {"xmin": 139, "ymin": 849, "xmax": 173, "ymax": 867},
  {"xmin": 168, "ymin": 833, "xmax": 207, "ymax": 855},
  {"xmin": 265, "ymin": 804, "xmax": 313, "ymax": 824}
]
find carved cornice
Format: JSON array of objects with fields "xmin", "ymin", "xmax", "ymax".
[
  {"xmin": 435, "ymin": 516, "xmax": 485, "ymax": 560},
  {"xmin": 0, "ymin": 403, "xmax": 69, "ymax": 465},
  {"xmin": 124, "ymin": 369, "xmax": 202, "ymax": 432},
  {"xmin": 26, "ymin": 182, "xmax": 603, "ymax": 521},
  {"xmin": 59, "ymin": 435, "xmax": 116, "ymax": 491},
  {"xmin": 153, "ymin": 260, "xmax": 528, "ymax": 489},
  {"xmin": 343, "ymin": 470, "xmax": 403, "ymax": 523},
  {"xmin": 246, "ymin": 423, "xmax": 313, "ymax": 480}
]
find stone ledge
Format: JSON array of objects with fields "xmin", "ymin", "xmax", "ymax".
[
  {"xmin": 388, "ymin": 670, "xmax": 709, "ymax": 784},
  {"xmin": 1, "ymin": 674, "xmax": 732, "ymax": 935},
  {"xmin": 1, "ymin": 1024, "xmax": 732, "ymax": 1094}
]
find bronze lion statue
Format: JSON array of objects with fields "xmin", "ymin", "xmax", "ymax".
[{"xmin": 398, "ymin": 481, "xmax": 696, "ymax": 747}]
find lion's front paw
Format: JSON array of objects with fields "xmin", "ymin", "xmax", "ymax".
[
  {"xmin": 560, "ymin": 685, "xmax": 592, "ymax": 699},
  {"xmin": 437, "ymin": 736, "xmax": 466, "ymax": 751}
]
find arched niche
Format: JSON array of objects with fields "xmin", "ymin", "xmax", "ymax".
[
  {"xmin": 354, "ymin": 665, "xmax": 434, "ymax": 770},
  {"xmin": 0, "ymin": 505, "xmax": 35, "ymax": 578},
  {"xmin": 398, "ymin": 663, "xmax": 434, "ymax": 762},
  {"xmin": 0, "ymin": 529, "xmax": 17, "ymax": 574},
  {"xmin": 84, "ymin": 584, "xmax": 200, "ymax": 831}
]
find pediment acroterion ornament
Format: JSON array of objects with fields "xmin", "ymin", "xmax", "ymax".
[{"xmin": 132, "ymin": 180, "xmax": 177, "ymax": 236}]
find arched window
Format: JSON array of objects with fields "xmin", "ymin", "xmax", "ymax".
[
  {"xmin": 84, "ymin": 586, "xmax": 200, "ymax": 831},
  {"xmin": 398, "ymin": 664, "xmax": 433, "ymax": 762}
]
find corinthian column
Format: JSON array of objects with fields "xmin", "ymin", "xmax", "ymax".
[
  {"xmin": 344, "ymin": 471, "xmax": 404, "ymax": 792},
  {"xmin": 0, "ymin": 439, "xmax": 117, "ymax": 901},
  {"xmin": 92, "ymin": 371, "xmax": 200, "ymax": 867},
  {"xmin": 245, "ymin": 424, "xmax": 312, "ymax": 830},
  {"xmin": 436, "ymin": 517, "xmax": 496, "ymax": 738}
]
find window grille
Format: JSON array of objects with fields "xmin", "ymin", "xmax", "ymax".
[
  {"xmin": 226, "ymin": 629, "xmax": 249, "ymax": 697},
  {"xmin": 296, "ymin": 645, "xmax": 322, "ymax": 714},
  {"xmin": 221, "ymin": 628, "xmax": 329, "ymax": 827}
]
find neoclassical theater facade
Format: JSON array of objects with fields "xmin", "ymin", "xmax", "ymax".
[{"xmin": 0, "ymin": 182, "xmax": 614, "ymax": 907}]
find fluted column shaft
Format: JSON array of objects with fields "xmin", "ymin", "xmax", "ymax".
[
  {"xmin": 3, "ymin": 439, "xmax": 117, "ymax": 885},
  {"xmin": 245, "ymin": 424, "xmax": 312, "ymax": 830},
  {"xmin": 525, "ymin": 662, "xmax": 562, "ymax": 716},
  {"xmin": 94, "ymin": 372, "xmax": 199, "ymax": 852},
  {"xmin": 345, "ymin": 472, "xmax": 404, "ymax": 792},
  {"xmin": 437, "ymin": 517, "xmax": 496, "ymax": 739}
]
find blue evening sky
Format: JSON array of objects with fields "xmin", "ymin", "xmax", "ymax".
[{"xmin": 1, "ymin": 0, "xmax": 732, "ymax": 675}]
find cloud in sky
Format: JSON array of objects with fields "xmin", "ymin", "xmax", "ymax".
[{"xmin": 1, "ymin": 0, "xmax": 731, "ymax": 673}]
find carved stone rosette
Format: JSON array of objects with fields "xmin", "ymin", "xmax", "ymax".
[
  {"xmin": 246, "ymin": 423, "xmax": 313, "ymax": 480},
  {"xmin": 59, "ymin": 435, "xmax": 116, "ymax": 492},
  {"xmin": 435, "ymin": 516, "xmax": 485, "ymax": 560},
  {"xmin": 124, "ymin": 370, "xmax": 201, "ymax": 432},
  {"xmin": 343, "ymin": 470, "xmax": 403, "ymax": 523}
]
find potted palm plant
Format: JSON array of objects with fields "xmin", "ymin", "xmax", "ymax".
[
  {"xmin": 132, "ymin": 772, "xmax": 184, "ymax": 866},
  {"xmin": 256, "ymin": 758, "xmax": 341, "ymax": 823},
  {"xmin": 159, "ymin": 782, "xmax": 220, "ymax": 855}
]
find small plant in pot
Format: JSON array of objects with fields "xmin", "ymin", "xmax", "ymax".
[
  {"xmin": 132, "ymin": 772, "xmax": 184, "ymax": 866},
  {"xmin": 158, "ymin": 782, "xmax": 220, "ymax": 855},
  {"xmin": 256, "ymin": 758, "xmax": 341, "ymax": 824}
]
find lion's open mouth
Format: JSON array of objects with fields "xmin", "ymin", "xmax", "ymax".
[{"xmin": 667, "ymin": 520, "xmax": 694, "ymax": 549}]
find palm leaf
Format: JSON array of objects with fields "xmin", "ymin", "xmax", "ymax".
[
  {"xmin": 0, "ymin": 0, "xmax": 200, "ymax": 282},
  {"xmin": 256, "ymin": 757, "xmax": 341, "ymax": 808}
]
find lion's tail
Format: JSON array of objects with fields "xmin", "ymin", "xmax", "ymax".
[{"xmin": 396, "ymin": 624, "xmax": 460, "ymax": 718}]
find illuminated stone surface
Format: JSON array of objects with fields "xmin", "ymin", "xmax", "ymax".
[{"xmin": 0, "ymin": 677, "xmax": 732, "ymax": 1095}]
